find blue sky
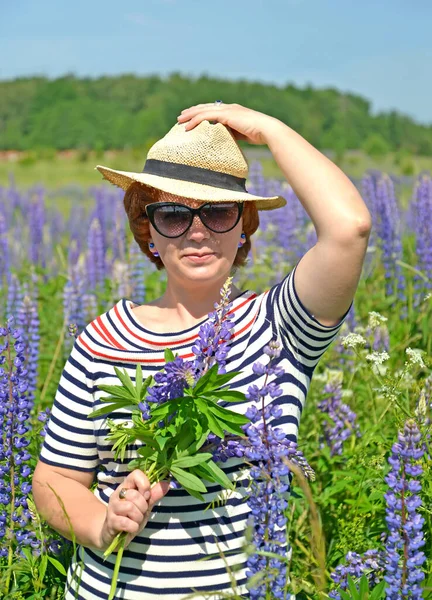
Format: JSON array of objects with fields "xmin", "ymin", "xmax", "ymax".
[{"xmin": 2, "ymin": 0, "xmax": 432, "ymax": 125}]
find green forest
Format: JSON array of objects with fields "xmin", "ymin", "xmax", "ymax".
[{"xmin": 1, "ymin": 73, "xmax": 432, "ymax": 156}]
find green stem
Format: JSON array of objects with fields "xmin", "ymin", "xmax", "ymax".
[{"xmin": 108, "ymin": 540, "xmax": 126, "ymax": 600}]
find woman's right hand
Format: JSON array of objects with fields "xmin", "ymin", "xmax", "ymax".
[{"xmin": 99, "ymin": 469, "xmax": 170, "ymax": 551}]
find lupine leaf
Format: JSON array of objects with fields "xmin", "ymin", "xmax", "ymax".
[
  {"xmin": 173, "ymin": 453, "xmax": 213, "ymax": 468},
  {"xmin": 146, "ymin": 399, "xmax": 181, "ymax": 423},
  {"xmin": 207, "ymin": 417, "xmax": 245, "ymax": 437},
  {"xmin": 141, "ymin": 375, "xmax": 154, "ymax": 400},
  {"xmin": 138, "ymin": 446, "xmax": 159, "ymax": 460},
  {"xmin": 359, "ymin": 574, "xmax": 369, "ymax": 597},
  {"xmin": 185, "ymin": 428, "xmax": 209, "ymax": 454},
  {"xmin": 96, "ymin": 385, "xmax": 136, "ymax": 401},
  {"xmin": 176, "ymin": 425, "xmax": 197, "ymax": 452},
  {"xmin": 155, "ymin": 435, "xmax": 170, "ymax": 452},
  {"xmin": 39, "ymin": 554, "xmax": 48, "ymax": 582},
  {"xmin": 195, "ymin": 398, "xmax": 225, "ymax": 438},
  {"xmin": 196, "ymin": 459, "xmax": 235, "ymax": 490},
  {"xmin": 170, "ymin": 466, "xmax": 207, "ymax": 492},
  {"xmin": 210, "ymin": 390, "xmax": 248, "ymax": 403},
  {"xmin": 192, "ymin": 364, "xmax": 220, "ymax": 395},
  {"xmin": 208, "ymin": 372, "xmax": 242, "ymax": 389},
  {"xmin": 181, "ymin": 486, "xmax": 205, "ymax": 502},
  {"xmin": 347, "ymin": 575, "xmax": 360, "ymax": 598},
  {"xmin": 135, "ymin": 364, "xmax": 143, "ymax": 397},
  {"xmin": 113, "ymin": 367, "xmax": 137, "ymax": 397},
  {"xmin": 207, "ymin": 403, "xmax": 250, "ymax": 425},
  {"xmin": 47, "ymin": 556, "xmax": 67, "ymax": 576},
  {"xmin": 369, "ymin": 580, "xmax": 386, "ymax": 600},
  {"xmin": 88, "ymin": 402, "xmax": 136, "ymax": 419},
  {"xmin": 164, "ymin": 348, "xmax": 176, "ymax": 363}
]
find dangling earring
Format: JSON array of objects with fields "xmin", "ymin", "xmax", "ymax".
[
  {"xmin": 238, "ymin": 233, "xmax": 246, "ymax": 248},
  {"xmin": 149, "ymin": 241, "xmax": 159, "ymax": 258}
]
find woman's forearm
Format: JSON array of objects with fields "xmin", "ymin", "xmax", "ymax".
[
  {"xmin": 262, "ymin": 118, "xmax": 372, "ymax": 240},
  {"xmin": 32, "ymin": 470, "xmax": 106, "ymax": 551}
]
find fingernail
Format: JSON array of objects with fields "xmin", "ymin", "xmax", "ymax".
[{"xmin": 144, "ymin": 491, "xmax": 151, "ymax": 500}]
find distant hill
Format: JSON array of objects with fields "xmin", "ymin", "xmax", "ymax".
[{"xmin": 1, "ymin": 73, "xmax": 432, "ymax": 155}]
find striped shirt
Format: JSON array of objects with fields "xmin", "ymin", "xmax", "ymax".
[{"xmin": 40, "ymin": 267, "xmax": 347, "ymax": 600}]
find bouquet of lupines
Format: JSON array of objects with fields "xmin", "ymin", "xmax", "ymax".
[{"xmin": 88, "ymin": 278, "xmax": 253, "ymax": 599}]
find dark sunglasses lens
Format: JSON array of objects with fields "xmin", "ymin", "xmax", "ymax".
[
  {"xmin": 201, "ymin": 203, "xmax": 240, "ymax": 232},
  {"xmin": 153, "ymin": 205, "xmax": 191, "ymax": 236}
]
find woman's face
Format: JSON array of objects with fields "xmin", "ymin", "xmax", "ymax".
[{"xmin": 148, "ymin": 194, "xmax": 243, "ymax": 287}]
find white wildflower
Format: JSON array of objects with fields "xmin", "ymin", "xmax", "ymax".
[
  {"xmin": 366, "ymin": 351, "xmax": 390, "ymax": 365},
  {"xmin": 341, "ymin": 333, "xmax": 367, "ymax": 349},
  {"xmin": 368, "ymin": 311, "xmax": 388, "ymax": 329},
  {"xmin": 405, "ymin": 347, "xmax": 426, "ymax": 369}
]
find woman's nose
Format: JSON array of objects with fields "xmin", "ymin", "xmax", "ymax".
[{"xmin": 186, "ymin": 215, "xmax": 210, "ymax": 240}]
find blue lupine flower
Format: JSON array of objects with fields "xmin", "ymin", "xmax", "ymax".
[
  {"xmin": 147, "ymin": 356, "xmax": 196, "ymax": 405},
  {"xmin": 411, "ymin": 174, "xmax": 432, "ymax": 303},
  {"xmin": 16, "ymin": 292, "xmax": 40, "ymax": 408},
  {"xmin": 383, "ymin": 419, "xmax": 426, "ymax": 599},
  {"xmin": 329, "ymin": 549, "xmax": 386, "ymax": 599},
  {"xmin": 318, "ymin": 375, "xmax": 361, "ymax": 456},
  {"xmin": 0, "ymin": 317, "xmax": 35, "ymax": 554},
  {"xmin": 235, "ymin": 340, "xmax": 315, "ymax": 599},
  {"xmin": 191, "ymin": 278, "xmax": 235, "ymax": 376},
  {"xmin": 86, "ymin": 217, "xmax": 106, "ymax": 290}
]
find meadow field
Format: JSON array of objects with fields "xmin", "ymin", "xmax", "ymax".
[{"xmin": 0, "ymin": 158, "xmax": 431, "ymax": 599}]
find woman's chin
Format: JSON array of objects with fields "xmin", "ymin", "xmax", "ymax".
[{"xmin": 170, "ymin": 259, "xmax": 230, "ymax": 282}]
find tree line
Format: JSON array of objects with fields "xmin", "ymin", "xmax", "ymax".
[{"xmin": 1, "ymin": 73, "xmax": 432, "ymax": 156}]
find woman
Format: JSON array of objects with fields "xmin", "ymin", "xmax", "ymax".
[{"xmin": 32, "ymin": 102, "xmax": 372, "ymax": 599}]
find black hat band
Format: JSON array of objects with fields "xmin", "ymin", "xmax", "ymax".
[{"xmin": 143, "ymin": 159, "xmax": 248, "ymax": 193}]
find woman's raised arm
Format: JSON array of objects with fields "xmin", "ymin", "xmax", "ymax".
[{"xmin": 263, "ymin": 118, "xmax": 372, "ymax": 326}]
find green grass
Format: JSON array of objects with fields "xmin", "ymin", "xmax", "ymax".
[{"xmin": 1, "ymin": 148, "xmax": 432, "ymax": 191}]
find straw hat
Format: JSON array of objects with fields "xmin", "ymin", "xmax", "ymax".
[{"xmin": 95, "ymin": 119, "xmax": 286, "ymax": 211}]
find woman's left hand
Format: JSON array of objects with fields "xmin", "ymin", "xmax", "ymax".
[{"xmin": 177, "ymin": 102, "xmax": 279, "ymax": 146}]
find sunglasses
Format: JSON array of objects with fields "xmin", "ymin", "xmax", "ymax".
[{"xmin": 144, "ymin": 201, "xmax": 244, "ymax": 238}]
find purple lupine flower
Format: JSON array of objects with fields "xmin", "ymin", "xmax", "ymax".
[
  {"xmin": 147, "ymin": 357, "xmax": 196, "ymax": 405},
  {"xmin": 37, "ymin": 408, "xmax": 51, "ymax": 438},
  {"xmin": 318, "ymin": 375, "xmax": 361, "ymax": 456},
  {"xmin": 329, "ymin": 549, "xmax": 386, "ymax": 599},
  {"xmin": 68, "ymin": 237, "xmax": 82, "ymax": 268},
  {"xmin": 383, "ymin": 419, "xmax": 426, "ymax": 599},
  {"xmin": 81, "ymin": 293, "xmax": 98, "ymax": 325},
  {"xmin": 129, "ymin": 239, "xmax": 148, "ymax": 305},
  {"xmin": 191, "ymin": 277, "xmax": 235, "ymax": 376},
  {"xmin": 375, "ymin": 174, "xmax": 405, "ymax": 302},
  {"xmin": 0, "ymin": 317, "xmax": 37, "ymax": 555},
  {"xmin": 28, "ymin": 187, "xmax": 47, "ymax": 269},
  {"xmin": 111, "ymin": 199, "xmax": 127, "ymax": 263},
  {"xmin": 0, "ymin": 206, "xmax": 11, "ymax": 286},
  {"xmin": 237, "ymin": 340, "xmax": 315, "ymax": 599},
  {"xmin": 410, "ymin": 174, "xmax": 432, "ymax": 303},
  {"xmin": 63, "ymin": 264, "xmax": 86, "ymax": 342},
  {"xmin": 16, "ymin": 294, "xmax": 40, "ymax": 408},
  {"xmin": 5, "ymin": 273, "xmax": 20, "ymax": 324},
  {"xmin": 86, "ymin": 217, "xmax": 106, "ymax": 290}
]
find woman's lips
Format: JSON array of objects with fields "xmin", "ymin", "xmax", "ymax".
[{"xmin": 183, "ymin": 253, "xmax": 215, "ymax": 263}]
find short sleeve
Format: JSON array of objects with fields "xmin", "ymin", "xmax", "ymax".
[
  {"xmin": 270, "ymin": 265, "xmax": 350, "ymax": 371},
  {"xmin": 39, "ymin": 338, "xmax": 99, "ymax": 472}
]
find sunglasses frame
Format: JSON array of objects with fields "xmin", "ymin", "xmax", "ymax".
[{"xmin": 144, "ymin": 201, "xmax": 244, "ymax": 238}]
